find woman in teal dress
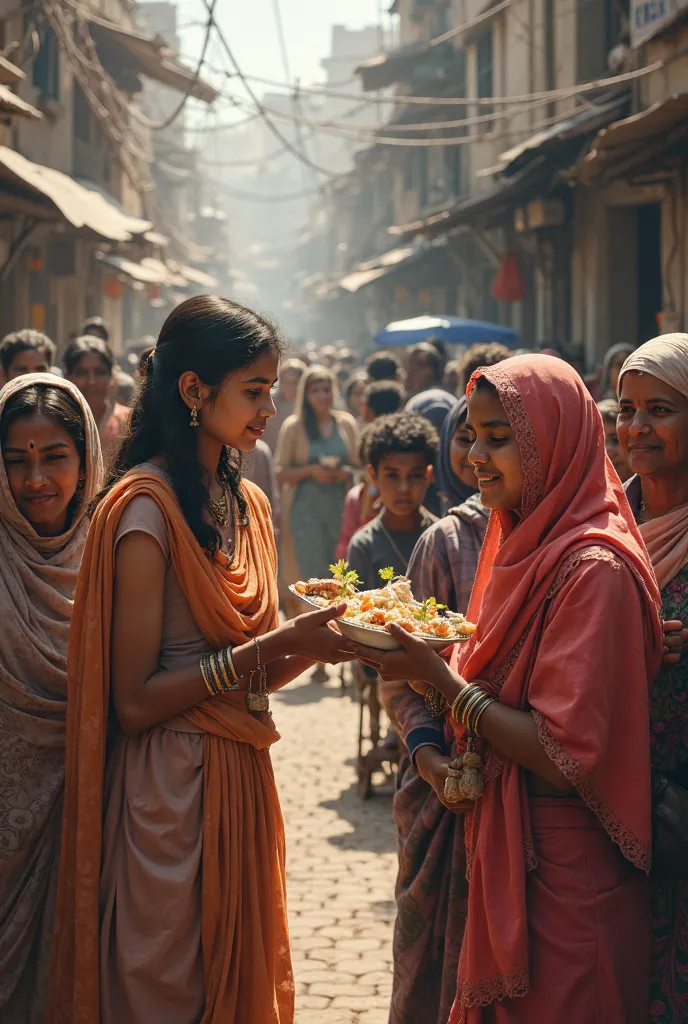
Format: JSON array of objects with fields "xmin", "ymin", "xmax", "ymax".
[
  {"xmin": 618, "ymin": 334, "xmax": 688, "ymax": 1023},
  {"xmin": 275, "ymin": 366, "xmax": 359, "ymax": 644}
]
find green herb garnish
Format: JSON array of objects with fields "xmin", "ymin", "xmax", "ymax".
[
  {"xmin": 329, "ymin": 559, "xmax": 360, "ymax": 597},
  {"xmin": 414, "ymin": 597, "xmax": 446, "ymax": 622}
]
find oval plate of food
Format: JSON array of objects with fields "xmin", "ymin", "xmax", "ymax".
[{"xmin": 289, "ymin": 566, "xmax": 475, "ymax": 652}]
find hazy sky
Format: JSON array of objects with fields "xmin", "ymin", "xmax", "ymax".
[{"xmin": 171, "ymin": 0, "xmax": 387, "ymax": 96}]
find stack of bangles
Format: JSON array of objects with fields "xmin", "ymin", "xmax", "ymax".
[
  {"xmin": 450, "ymin": 684, "xmax": 495, "ymax": 736},
  {"xmin": 200, "ymin": 647, "xmax": 240, "ymax": 696}
]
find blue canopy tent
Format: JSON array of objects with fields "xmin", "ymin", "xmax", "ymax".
[{"xmin": 375, "ymin": 315, "xmax": 519, "ymax": 348}]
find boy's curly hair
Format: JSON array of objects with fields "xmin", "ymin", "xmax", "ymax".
[{"xmin": 362, "ymin": 411, "xmax": 440, "ymax": 471}]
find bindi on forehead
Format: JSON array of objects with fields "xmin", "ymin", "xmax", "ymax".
[{"xmin": 29, "ymin": 440, "xmax": 35, "ymax": 450}]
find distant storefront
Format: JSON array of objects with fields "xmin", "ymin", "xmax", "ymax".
[{"xmin": 631, "ymin": 0, "xmax": 688, "ymax": 47}]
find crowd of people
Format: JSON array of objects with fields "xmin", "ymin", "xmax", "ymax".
[{"xmin": 0, "ymin": 298, "xmax": 687, "ymax": 1024}]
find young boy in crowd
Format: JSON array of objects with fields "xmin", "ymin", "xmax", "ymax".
[
  {"xmin": 0, "ymin": 329, "xmax": 56, "ymax": 384},
  {"xmin": 334, "ymin": 382, "xmax": 407, "ymax": 559},
  {"xmin": 346, "ymin": 412, "xmax": 439, "ymax": 588}
]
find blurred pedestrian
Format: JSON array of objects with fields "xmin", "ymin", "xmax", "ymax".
[
  {"xmin": 405, "ymin": 388, "xmax": 458, "ymax": 516},
  {"xmin": 0, "ymin": 329, "xmax": 56, "ymax": 383},
  {"xmin": 597, "ymin": 398, "xmax": 631, "ymax": 482},
  {"xmin": 275, "ymin": 366, "xmax": 359, "ymax": 665},
  {"xmin": 598, "ymin": 342, "xmax": 635, "ymax": 400},
  {"xmin": 362, "ymin": 379, "xmax": 406, "ymax": 422},
  {"xmin": 81, "ymin": 316, "xmax": 109, "ymax": 342},
  {"xmin": 63, "ymin": 336, "xmax": 130, "ymax": 466},
  {"xmin": 442, "ymin": 359, "xmax": 460, "ymax": 396},
  {"xmin": 243, "ymin": 437, "xmax": 280, "ymax": 538},
  {"xmin": 365, "ymin": 351, "xmax": 404, "ymax": 383},
  {"xmin": 318, "ymin": 345, "xmax": 339, "ymax": 368},
  {"xmin": 406, "ymin": 343, "xmax": 443, "ymax": 398},
  {"xmin": 0, "ymin": 375, "xmax": 102, "ymax": 1023},
  {"xmin": 457, "ymin": 341, "xmax": 511, "ymax": 394},
  {"xmin": 263, "ymin": 357, "xmax": 306, "ymax": 453},
  {"xmin": 343, "ymin": 370, "xmax": 368, "ymax": 423}
]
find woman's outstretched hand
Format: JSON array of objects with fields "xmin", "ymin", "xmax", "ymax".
[
  {"xmin": 663, "ymin": 620, "xmax": 688, "ymax": 665},
  {"xmin": 284, "ymin": 603, "xmax": 357, "ymax": 665},
  {"xmin": 350, "ymin": 623, "xmax": 449, "ymax": 690}
]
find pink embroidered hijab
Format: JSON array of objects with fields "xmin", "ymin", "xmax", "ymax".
[{"xmin": 447, "ymin": 355, "xmax": 662, "ymax": 1013}]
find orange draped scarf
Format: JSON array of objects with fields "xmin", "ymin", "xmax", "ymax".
[
  {"xmin": 48, "ymin": 469, "xmax": 293, "ymax": 1024},
  {"xmin": 446, "ymin": 356, "xmax": 663, "ymax": 1016}
]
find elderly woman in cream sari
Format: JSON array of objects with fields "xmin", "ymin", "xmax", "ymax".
[{"xmin": 0, "ymin": 375, "xmax": 101, "ymax": 1022}]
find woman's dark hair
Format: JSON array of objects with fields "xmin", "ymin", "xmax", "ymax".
[
  {"xmin": 95, "ymin": 295, "xmax": 283, "ymax": 555},
  {"xmin": 363, "ymin": 379, "xmax": 406, "ymax": 418},
  {"xmin": 63, "ymin": 335, "xmax": 115, "ymax": 376},
  {"xmin": 1, "ymin": 384, "xmax": 86, "ymax": 526},
  {"xmin": 294, "ymin": 365, "xmax": 339, "ymax": 442},
  {"xmin": 365, "ymin": 351, "xmax": 402, "ymax": 382}
]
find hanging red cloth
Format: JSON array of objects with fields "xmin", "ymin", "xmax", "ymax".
[{"xmin": 491, "ymin": 251, "xmax": 525, "ymax": 302}]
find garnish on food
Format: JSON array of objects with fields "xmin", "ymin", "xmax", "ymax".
[
  {"xmin": 328, "ymin": 559, "xmax": 360, "ymax": 597},
  {"xmin": 293, "ymin": 574, "xmax": 475, "ymax": 641}
]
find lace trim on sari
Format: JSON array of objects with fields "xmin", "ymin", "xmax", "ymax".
[
  {"xmin": 532, "ymin": 710, "xmax": 650, "ymax": 872},
  {"xmin": 545, "ymin": 544, "xmax": 624, "ymax": 600},
  {"xmin": 483, "ymin": 365, "xmax": 543, "ymax": 519},
  {"xmin": 455, "ymin": 967, "xmax": 530, "ymax": 1009}
]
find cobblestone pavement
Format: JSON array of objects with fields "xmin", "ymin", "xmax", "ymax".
[{"xmin": 272, "ymin": 666, "xmax": 397, "ymax": 1024}]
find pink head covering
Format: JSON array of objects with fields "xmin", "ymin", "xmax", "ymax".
[{"xmin": 447, "ymin": 355, "xmax": 662, "ymax": 1013}]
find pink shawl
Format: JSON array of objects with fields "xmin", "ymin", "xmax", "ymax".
[{"xmin": 447, "ymin": 355, "xmax": 663, "ymax": 1012}]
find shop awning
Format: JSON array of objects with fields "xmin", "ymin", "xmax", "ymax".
[
  {"xmin": 0, "ymin": 85, "xmax": 42, "ymax": 120},
  {"xmin": 86, "ymin": 15, "xmax": 218, "ymax": 103},
  {"xmin": 172, "ymin": 262, "xmax": 218, "ymax": 288},
  {"xmin": 0, "ymin": 57, "xmax": 25, "ymax": 86},
  {"xmin": 97, "ymin": 251, "xmax": 167, "ymax": 284},
  {"xmin": 0, "ymin": 147, "xmax": 152, "ymax": 239},
  {"xmin": 140, "ymin": 257, "xmax": 188, "ymax": 287},
  {"xmin": 339, "ymin": 244, "xmax": 419, "ymax": 293},
  {"xmin": 389, "ymin": 164, "xmax": 547, "ymax": 240},
  {"xmin": 577, "ymin": 93, "xmax": 688, "ymax": 185},
  {"xmin": 356, "ymin": 40, "xmax": 451, "ymax": 92},
  {"xmin": 482, "ymin": 95, "xmax": 629, "ymax": 178}
]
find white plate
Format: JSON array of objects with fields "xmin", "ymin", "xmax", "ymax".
[{"xmin": 289, "ymin": 585, "xmax": 472, "ymax": 651}]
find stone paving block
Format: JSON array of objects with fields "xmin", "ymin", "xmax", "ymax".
[{"xmin": 272, "ymin": 669, "xmax": 397, "ymax": 1024}]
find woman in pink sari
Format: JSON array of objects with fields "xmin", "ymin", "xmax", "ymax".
[{"xmin": 352, "ymin": 354, "xmax": 663, "ymax": 1023}]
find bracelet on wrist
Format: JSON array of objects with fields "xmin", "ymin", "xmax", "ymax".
[
  {"xmin": 450, "ymin": 683, "xmax": 495, "ymax": 736},
  {"xmin": 200, "ymin": 648, "xmax": 242, "ymax": 697}
]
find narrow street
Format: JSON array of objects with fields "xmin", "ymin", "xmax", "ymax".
[{"xmin": 272, "ymin": 667, "xmax": 397, "ymax": 1024}]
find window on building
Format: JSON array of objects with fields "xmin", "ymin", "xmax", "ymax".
[
  {"xmin": 418, "ymin": 150, "xmax": 429, "ymax": 209},
  {"xmin": 444, "ymin": 146, "xmax": 462, "ymax": 198},
  {"xmin": 476, "ymin": 28, "xmax": 493, "ymax": 99},
  {"xmin": 73, "ymin": 84, "xmax": 90, "ymax": 142},
  {"xmin": 32, "ymin": 25, "xmax": 60, "ymax": 101},
  {"xmin": 576, "ymin": 0, "xmax": 628, "ymax": 82}
]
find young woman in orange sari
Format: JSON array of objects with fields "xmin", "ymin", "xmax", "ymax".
[
  {"xmin": 48, "ymin": 296, "xmax": 355, "ymax": 1024},
  {"xmin": 353, "ymin": 355, "xmax": 663, "ymax": 1022}
]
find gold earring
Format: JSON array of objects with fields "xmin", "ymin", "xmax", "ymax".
[{"xmin": 190, "ymin": 406, "xmax": 199, "ymax": 428}]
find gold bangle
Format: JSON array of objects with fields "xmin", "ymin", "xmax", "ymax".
[
  {"xmin": 200, "ymin": 654, "xmax": 219, "ymax": 696},
  {"xmin": 223, "ymin": 647, "xmax": 239, "ymax": 685},
  {"xmin": 460, "ymin": 688, "xmax": 485, "ymax": 728},
  {"xmin": 451, "ymin": 686, "xmax": 475, "ymax": 723},
  {"xmin": 472, "ymin": 697, "xmax": 494, "ymax": 735},
  {"xmin": 465, "ymin": 693, "xmax": 490, "ymax": 732},
  {"xmin": 208, "ymin": 652, "xmax": 225, "ymax": 695},
  {"xmin": 218, "ymin": 648, "xmax": 239, "ymax": 690}
]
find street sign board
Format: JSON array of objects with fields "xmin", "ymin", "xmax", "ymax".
[{"xmin": 631, "ymin": 0, "xmax": 688, "ymax": 47}]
